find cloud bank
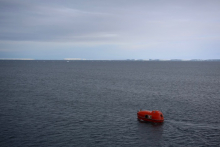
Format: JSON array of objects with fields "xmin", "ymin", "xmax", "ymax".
[{"xmin": 0, "ymin": 0, "xmax": 220, "ymax": 59}]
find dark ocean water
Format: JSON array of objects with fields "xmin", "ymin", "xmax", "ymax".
[{"xmin": 0, "ymin": 60, "xmax": 220, "ymax": 147}]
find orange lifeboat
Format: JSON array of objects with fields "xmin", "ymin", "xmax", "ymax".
[{"xmin": 137, "ymin": 110, "xmax": 164, "ymax": 123}]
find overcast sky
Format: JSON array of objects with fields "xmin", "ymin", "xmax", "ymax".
[{"xmin": 0, "ymin": 0, "xmax": 220, "ymax": 60}]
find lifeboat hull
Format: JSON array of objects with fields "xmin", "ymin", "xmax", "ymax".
[{"xmin": 137, "ymin": 110, "xmax": 164, "ymax": 123}]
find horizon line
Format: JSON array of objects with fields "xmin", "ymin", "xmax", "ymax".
[{"xmin": 0, "ymin": 58, "xmax": 220, "ymax": 61}]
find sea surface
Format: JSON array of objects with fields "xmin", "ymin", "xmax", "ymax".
[{"xmin": 0, "ymin": 60, "xmax": 220, "ymax": 147}]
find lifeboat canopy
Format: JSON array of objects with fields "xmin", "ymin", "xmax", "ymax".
[{"xmin": 137, "ymin": 110, "xmax": 164, "ymax": 123}]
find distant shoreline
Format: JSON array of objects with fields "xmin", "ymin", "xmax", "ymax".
[{"xmin": 0, "ymin": 59, "xmax": 220, "ymax": 61}]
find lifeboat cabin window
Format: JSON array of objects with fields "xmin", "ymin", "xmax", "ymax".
[
  {"xmin": 145, "ymin": 115, "xmax": 151, "ymax": 119},
  {"xmin": 161, "ymin": 114, "xmax": 163, "ymax": 117}
]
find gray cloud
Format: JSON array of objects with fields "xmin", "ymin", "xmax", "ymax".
[
  {"xmin": 0, "ymin": 0, "xmax": 220, "ymax": 59},
  {"xmin": 0, "ymin": 0, "xmax": 122, "ymax": 42},
  {"xmin": 1, "ymin": 0, "xmax": 220, "ymax": 43}
]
